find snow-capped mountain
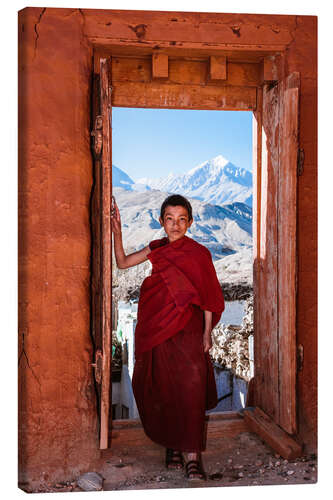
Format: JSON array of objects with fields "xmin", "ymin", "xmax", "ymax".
[
  {"xmin": 113, "ymin": 187, "xmax": 252, "ymax": 265},
  {"xmin": 112, "ymin": 164, "xmax": 151, "ymax": 192},
  {"xmin": 112, "ymin": 164, "xmax": 134, "ymax": 190},
  {"xmin": 137, "ymin": 155, "xmax": 253, "ymax": 207}
]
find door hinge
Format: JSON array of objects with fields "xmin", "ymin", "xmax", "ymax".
[
  {"xmin": 91, "ymin": 115, "xmax": 103, "ymax": 159},
  {"xmin": 297, "ymin": 148, "xmax": 304, "ymax": 176},
  {"xmin": 92, "ymin": 349, "xmax": 103, "ymax": 384},
  {"xmin": 297, "ymin": 344, "xmax": 304, "ymax": 371}
]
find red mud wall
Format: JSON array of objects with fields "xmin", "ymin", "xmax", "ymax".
[
  {"xmin": 18, "ymin": 7, "xmax": 317, "ymax": 485},
  {"xmin": 18, "ymin": 7, "xmax": 99, "ymax": 485}
]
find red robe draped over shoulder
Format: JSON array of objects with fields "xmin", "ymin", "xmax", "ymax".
[{"xmin": 134, "ymin": 234, "xmax": 225, "ymax": 358}]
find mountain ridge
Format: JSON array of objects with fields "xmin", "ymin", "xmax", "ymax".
[{"xmin": 113, "ymin": 154, "xmax": 252, "ymax": 207}]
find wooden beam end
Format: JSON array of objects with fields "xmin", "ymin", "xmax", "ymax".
[
  {"xmin": 261, "ymin": 55, "xmax": 282, "ymax": 84},
  {"xmin": 209, "ymin": 55, "xmax": 227, "ymax": 82},
  {"xmin": 152, "ymin": 53, "xmax": 168, "ymax": 80}
]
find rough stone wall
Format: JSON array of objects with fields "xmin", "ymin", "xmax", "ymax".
[
  {"xmin": 18, "ymin": 7, "xmax": 100, "ymax": 486},
  {"xmin": 18, "ymin": 6, "xmax": 317, "ymax": 485}
]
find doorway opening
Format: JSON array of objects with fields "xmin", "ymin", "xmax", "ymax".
[
  {"xmin": 110, "ymin": 107, "xmax": 254, "ymax": 420},
  {"xmin": 90, "ymin": 54, "xmax": 299, "ymax": 455}
]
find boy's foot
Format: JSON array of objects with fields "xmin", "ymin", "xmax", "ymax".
[
  {"xmin": 184, "ymin": 453, "xmax": 206, "ymax": 481},
  {"xmin": 165, "ymin": 448, "xmax": 184, "ymax": 469},
  {"xmin": 185, "ymin": 459, "xmax": 207, "ymax": 481}
]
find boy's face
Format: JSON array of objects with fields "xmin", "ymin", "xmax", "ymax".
[{"xmin": 159, "ymin": 205, "xmax": 193, "ymax": 242}]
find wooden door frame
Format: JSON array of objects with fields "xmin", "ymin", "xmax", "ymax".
[{"xmin": 90, "ymin": 40, "xmax": 301, "ymax": 457}]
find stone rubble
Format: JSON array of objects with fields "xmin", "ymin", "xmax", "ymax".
[
  {"xmin": 221, "ymin": 282, "xmax": 252, "ymax": 301},
  {"xmin": 77, "ymin": 472, "xmax": 104, "ymax": 491},
  {"xmin": 210, "ymin": 295, "xmax": 253, "ymax": 381}
]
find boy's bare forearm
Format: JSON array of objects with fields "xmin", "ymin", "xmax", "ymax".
[
  {"xmin": 203, "ymin": 310, "xmax": 213, "ymax": 353},
  {"xmin": 113, "ymin": 232, "xmax": 127, "ymax": 268},
  {"xmin": 203, "ymin": 310, "xmax": 213, "ymax": 335},
  {"xmin": 113, "ymin": 232, "xmax": 150, "ymax": 269}
]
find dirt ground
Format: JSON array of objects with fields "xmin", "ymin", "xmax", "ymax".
[{"xmin": 20, "ymin": 431, "xmax": 317, "ymax": 493}]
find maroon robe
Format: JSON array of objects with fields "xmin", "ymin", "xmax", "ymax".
[{"xmin": 132, "ymin": 234, "xmax": 225, "ymax": 452}]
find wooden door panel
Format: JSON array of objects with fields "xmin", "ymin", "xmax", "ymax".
[
  {"xmin": 254, "ymin": 73, "xmax": 299, "ymax": 435},
  {"xmin": 255, "ymin": 82, "xmax": 280, "ymax": 421}
]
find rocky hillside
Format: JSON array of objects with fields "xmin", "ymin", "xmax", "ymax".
[{"xmin": 113, "ymin": 186, "xmax": 252, "ymax": 262}]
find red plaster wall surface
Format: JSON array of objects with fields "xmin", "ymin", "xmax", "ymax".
[
  {"xmin": 18, "ymin": 6, "xmax": 317, "ymax": 485},
  {"xmin": 18, "ymin": 7, "xmax": 99, "ymax": 486}
]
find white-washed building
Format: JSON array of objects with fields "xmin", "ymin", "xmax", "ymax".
[{"xmin": 112, "ymin": 301, "xmax": 139, "ymax": 419}]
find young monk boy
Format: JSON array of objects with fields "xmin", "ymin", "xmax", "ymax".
[{"xmin": 111, "ymin": 193, "xmax": 224, "ymax": 481}]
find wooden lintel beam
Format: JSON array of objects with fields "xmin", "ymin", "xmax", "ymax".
[
  {"xmin": 261, "ymin": 55, "xmax": 282, "ymax": 84},
  {"xmin": 112, "ymin": 82, "xmax": 256, "ymax": 111},
  {"xmin": 210, "ymin": 56, "xmax": 227, "ymax": 81},
  {"xmin": 111, "ymin": 57, "xmax": 261, "ymax": 87},
  {"xmin": 152, "ymin": 53, "xmax": 169, "ymax": 80},
  {"xmin": 243, "ymin": 407, "xmax": 303, "ymax": 459},
  {"xmin": 92, "ymin": 40, "xmax": 287, "ymax": 62}
]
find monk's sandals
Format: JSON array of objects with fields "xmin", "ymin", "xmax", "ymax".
[
  {"xmin": 185, "ymin": 460, "xmax": 207, "ymax": 481},
  {"xmin": 165, "ymin": 448, "xmax": 184, "ymax": 469}
]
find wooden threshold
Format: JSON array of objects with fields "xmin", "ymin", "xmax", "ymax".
[{"xmin": 110, "ymin": 411, "xmax": 247, "ymax": 450}]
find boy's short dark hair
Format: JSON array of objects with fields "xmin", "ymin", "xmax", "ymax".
[{"xmin": 160, "ymin": 194, "xmax": 193, "ymax": 222}]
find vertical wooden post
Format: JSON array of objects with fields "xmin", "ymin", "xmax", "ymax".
[
  {"xmin": 277, "ymin": 73, "xmax": 299, "ymax": 434},
  {"xmin": 252, "ymin": 87, "xmax": 263, "ymax": 406},
  {"xmin": 99, "ymin": 57, "xmax": 113, "ymax": 449}
]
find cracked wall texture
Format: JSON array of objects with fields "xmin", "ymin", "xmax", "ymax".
[{"xmin": 18, "ymin": 6, "xmax": 317, "ymax": 486}]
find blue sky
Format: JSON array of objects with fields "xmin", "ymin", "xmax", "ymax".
[{"xmin": 112, "ymin": 108, "xmax": 253, "ymax": 181}]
